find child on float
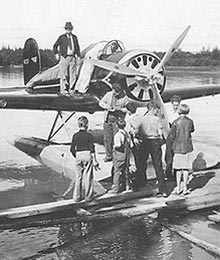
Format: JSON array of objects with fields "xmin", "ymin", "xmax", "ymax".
[
  {"xmin": 108, "ymin": 118, "xmax": 132, "ymax": 194},
  {"xmin": 170, "ymin": 104, "xmax": 195, "ymax": 195},
  {"xmin": 70, "ymin": 116, "xmax": 99, "ymax": 202}
]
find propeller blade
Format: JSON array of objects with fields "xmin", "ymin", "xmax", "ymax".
[
  {"xmin": 151, "ymin": 83, "xmax": 169, "ymax": 138},
  {"xmin": 154, "ymin": 26, "xmax": 191, "ymax": 73},
  {"xmin": 90, "ymin": 59, "xmax": 147, "ymax": 78}
]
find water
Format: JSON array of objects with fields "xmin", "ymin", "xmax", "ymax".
[{"xmin": 0, "ymin": 66, "xmax": 220, "ymax": 259}]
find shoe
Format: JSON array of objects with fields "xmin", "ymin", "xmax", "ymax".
[
  {"xmin": 162, "ymin": 192, "xmax": 169, "ymax": 198},
  {"xmin": 103, "ymin": 157, "xmax": 113, "ymax": 162},
  {"xmin": 60, "ymin": 90, "xmax": 69, "ymax": 96},
  {"xmin": 182, "ymin": 188, "xmax": 191, "ymax": 196},
  {"xmin": 171, "ymin": 187, "xmax": 182, "ymax": 195}
]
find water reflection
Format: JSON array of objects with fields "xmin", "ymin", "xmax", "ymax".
[
  {"xmin": 0, "ymin": 165, "xmax": 70, "ymax": 210},
  {"xmin": 0, "ymin": 66, "xmax": 23, "ymax": 86},
  {"xmin": 0, "ymin": 210, "xmax": 218, "ymax": 259},
  {"xmin": 24, "ymin": 217, "xmax": 218, "ymax": 259},
  {"xmin": 167, "ymin": 67, "xmax": 220, "ymax": 88}
]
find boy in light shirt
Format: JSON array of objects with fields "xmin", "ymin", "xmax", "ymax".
[{"xmin": 108, "ymin": 118, "xmax": 131, "ymax": 194}]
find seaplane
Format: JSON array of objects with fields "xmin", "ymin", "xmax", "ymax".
[{"xmin": 0, "ymin": 25, "xmax": 220, "ymax": 223}]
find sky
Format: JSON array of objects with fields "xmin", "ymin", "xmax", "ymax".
[{"xmin": 0, "ymin": 0, "xmax": 220, "ymax": 52}]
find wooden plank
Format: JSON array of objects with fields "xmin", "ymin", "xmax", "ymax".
[
  {"xmin": 166, "ymin": 225, "xmax": 220, "ymax": 257},
  {"xmin": 0, "ymin": 188, "xmax": 157, "ymax": 219},
  {"xmin": 166, "ymin": 193, "xmax": 220, "ymax": 211},
  {"xmin": 207, "ymin": 212, "xmax": 220, "ymax": 223}
]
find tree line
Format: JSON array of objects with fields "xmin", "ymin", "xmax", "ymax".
[
  {"xmin": 0, "ymin": 47, "xmax": 57, "ymax": 67},
  {"xmin": 1, "ymin": 46, "xmax": 220, "ymax": 67}
]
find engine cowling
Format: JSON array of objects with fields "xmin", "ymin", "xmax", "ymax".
[{"xmin": 93, "ymin": 50, "xmax": 166, "ymax": 102}]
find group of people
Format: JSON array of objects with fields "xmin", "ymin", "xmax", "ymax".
[
  {"xmin": 57, "ymin": 22, "xmax": 195, "ymax": 201},
  {"xmin": 98, "ymin": 89, "xmax": 195, "ymax": 198},
  {"xmin": 69, "ymin": 86, "xmax": 195, "ymax": 202}
]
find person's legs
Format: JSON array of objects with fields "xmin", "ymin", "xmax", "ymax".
[
  {"xmin": 182, "ymin": 169, "xmax": 189, "ymax": 194},
  {"xmin": 134, "ymin": 140, "xmax": 148, "ymax": 190},
  {"xmin": 73, "ymin": 59, "xmax": 94, "ymax": 93},
  {"xmin": 109, "ymin": 150, "xmax": 125, "ymax": 193},
  {"xmin": 69, "ymin": 57, "xmax": 78, "ymax": 91},
  {"xmin": 73, "ymin": 155, "xmax": 83, "ymax": 202},
  {"xmin": 83, "ymin": 152, "xmax": 94, "ymax": 201},
  {"xmin": 165, "ymin": 139, "xmax": 174, "ymax": 180},
  {"xmin": 150, "ymin": 139, "xmax": 167, "ymax": 195},
  {"xmin": 103, "ymin": 122, "xmax": 113, "ymax": 160},
  {"xmin": 175, "ymin": 169, "xmax": 182, "ymax": 193},
  {"xmin": 109, "ymin": 162, "xmax": 123, "ymax": 193},
  {"xmin": 103, "ymin": 119, "xmax": 116, "ymax": 160},
  {"xmin": 59, "ymin": 56, "xmax": 69, "ymax": 94}
]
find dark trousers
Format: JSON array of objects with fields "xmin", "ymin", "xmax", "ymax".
[
  {"xmin": 165, "ymin": 139, "xmax": 174, "ymax": 179},
  {"xmin": 137, "ymin": 139, "xmax": 167, "ymax": 193},
  {"xmin": 111, "ymin": 150, "xmax": 129, "ymax": 192},
  {"xmin": 133, "ymin": 144, "xmax": 147, "ymax": 190},
  {"xmin": 103, "ymin": 116, "xmax": 118, "ymax": 159}
]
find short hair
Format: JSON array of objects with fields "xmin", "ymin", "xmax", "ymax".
[
  {"xmin": 126, "ymin": 102, "xmax": 137, "ymax": 114},
  {"xmin": 147, "ymin": 101, "xmax": 160, "ymax": 111},
  {"xmin": 78, "ymin": 116, "xmax": 89, "ymax": 128},
  {"xmin": 178, "ymin": 104, "xmax": 190, "ymax": 115},
  {"xmin": 170, "ymin": 95, "xmax": 181, "ymax": 104},
  {"xmin": 117, "ymin": 118, "xmax": 126, "ymax": 129}
]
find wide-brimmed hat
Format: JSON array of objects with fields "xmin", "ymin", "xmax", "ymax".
[{"xmin": 64, "ymin": 22, "xmax": 73, "ymax": 30}]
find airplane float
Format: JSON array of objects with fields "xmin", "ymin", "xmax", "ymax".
[{"xmin": 1, "ymin": 25, "xmax": 220, "ymax": 219}]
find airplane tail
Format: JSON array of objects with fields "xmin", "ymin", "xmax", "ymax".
[{"xmin": 23, "ymin": 38, "xmax": 41, "ymax": 85}]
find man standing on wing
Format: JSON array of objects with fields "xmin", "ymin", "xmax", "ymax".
[{"xmin": 53, "ymin": 22, "xmax": 80, "ymax": 95}]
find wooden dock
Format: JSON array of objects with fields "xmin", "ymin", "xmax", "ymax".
[{"xmin": 0, "ymin": 167, "xmax": 219, "ymax": 229}]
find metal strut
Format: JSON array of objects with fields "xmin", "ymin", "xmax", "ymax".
[{"xmin": 47, "ymin": 111, "xmax": 76, "ymax": 142}]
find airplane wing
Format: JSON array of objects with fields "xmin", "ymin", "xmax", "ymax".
[
  {"xmin": 1, "ymin": 25, "xmax": 220, "ymax": 112},
  {"xmin": 0, "ymin": 89, "xmax": 101, "ymax": 112},
  {"xmin": 1, "ymin": 83, "xmax": 220, "ymax": 112}
]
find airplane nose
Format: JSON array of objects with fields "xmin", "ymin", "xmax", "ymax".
[{"xmin": 8, "ymin": 136, "xmax": 49, "ymax": 158}]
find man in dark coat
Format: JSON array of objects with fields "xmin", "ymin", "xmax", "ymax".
[{"xmin": 53, "ymin": 22, "xmax": 80, "ymax": 95}]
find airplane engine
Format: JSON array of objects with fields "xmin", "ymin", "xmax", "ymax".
[{"xmin": 94, "ymin": 50, "xmax": 166, "ymax": 102}]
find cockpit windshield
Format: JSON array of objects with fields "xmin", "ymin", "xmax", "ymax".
[{"xmin": 102, "ymin": 40, "xmax": 125, "ymax": 56}]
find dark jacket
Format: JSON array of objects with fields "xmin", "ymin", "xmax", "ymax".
[
  {"xmin": 53, "ymin": 33, "xmax": 80, "ymax": 58},
  {"xmin": 170, "ymin": 115, "xmax": 195, "ymax": 154}
]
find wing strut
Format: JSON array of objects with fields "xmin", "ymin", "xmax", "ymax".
[{"xmin": 47, "ymin": 111, "xmax": 75, "ymax": 142}]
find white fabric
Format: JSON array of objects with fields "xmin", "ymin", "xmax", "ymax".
[
  {"xmin": 114, "ymin": 130, "xmax": 125, "ymax": 148},
  {"xmin": 173, "ymin": 153, "xmax": 193, "ymax": 169},
  {"xmin": 167, "ymin": 106, "xmax": 179, "ymax": 124},
  {"xmin": 74, "ymin": 41, "xmax": 107, "ymax": 93},
  {"xmin": 67, "ymin": 34, "xmax": 75, "ymax": 56}
]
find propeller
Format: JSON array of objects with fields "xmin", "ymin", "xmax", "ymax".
[
  {"xmin": 153, "ymin": 25, "xmax": 191, "ymax": 74},
  {"xmin": 89, "ymin": 59, "xmax": 148, "ymax": 78},
  {"xmin": 90, "ymin": 26, "xmax": 191, "ymax": 101},
  {"xmin": 91, "ymin": 26, "xmax": 190, "ymax": 79}
]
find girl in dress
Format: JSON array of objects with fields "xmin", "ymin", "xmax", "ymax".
[{"xmin": 170, "ymin": 104, "xmax": 195, "ymax": 195}]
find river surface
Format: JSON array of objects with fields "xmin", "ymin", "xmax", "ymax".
[{"xmin": 0, "ymin": 67, "xmax": 220, "ymax": 259}]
